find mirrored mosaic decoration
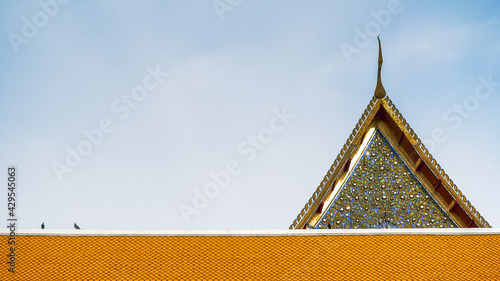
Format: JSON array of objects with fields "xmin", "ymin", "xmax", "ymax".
[{"xmin": 316, "ymin": 130, "xmax": 457, "ymax": 229}]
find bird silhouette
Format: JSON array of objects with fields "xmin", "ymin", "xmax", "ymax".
[
  {"xmin": 41, "ymin": 222, "xmax": 45, "ymax": 229},
  {"xmin": 74, "ymin": 223, "xmax": 80, "ymax": 230}
]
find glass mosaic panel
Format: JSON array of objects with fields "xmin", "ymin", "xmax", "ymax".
[{"xmin": 316, "ymin": 130, "xmax": 457, "ymax": 229}]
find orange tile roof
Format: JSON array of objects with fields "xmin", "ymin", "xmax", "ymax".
[{"xmin": 2, "ymin": 230, "xmax": 500, "ymax": 280}]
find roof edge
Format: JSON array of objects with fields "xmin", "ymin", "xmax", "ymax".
[
  {"xmin": 3, "ymin": 228, "xmax": 500, "ymax": 237},
  {"xmin": 382, "ymin": 98, "xmax": 491, "ymax": 227}
]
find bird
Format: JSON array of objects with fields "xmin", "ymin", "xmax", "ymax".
[
  {"xmin": 74, "ymin": 223, "xmax": 80, "ymax": 230},
  {"xmin": 41, "ymin": 223, "xmax": 45, "ymax": 229}
]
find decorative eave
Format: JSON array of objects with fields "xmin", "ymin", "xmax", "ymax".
[{"xmin": 290, "ymin": 95, "xmax": 490, "ymax": 229}]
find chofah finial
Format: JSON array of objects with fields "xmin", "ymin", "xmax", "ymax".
[{"xmin": 374, "ymin": 36, "xmax": 386, "ymax": 99}]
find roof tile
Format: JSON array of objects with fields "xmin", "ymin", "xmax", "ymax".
[{"xmin": 2, "ymin": 233, "xmax": 499, "ymax": 280}]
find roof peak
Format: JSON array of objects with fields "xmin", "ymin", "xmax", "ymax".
[
  {"xmin": 290, "ymin": 95, "xmax": 490, "ymax": 229},
  {"xmin": 374, "ymin": 36, "xmax": 387, "ymax": 99}
]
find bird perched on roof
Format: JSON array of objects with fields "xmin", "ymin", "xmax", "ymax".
[
  {"xmin": 41, "ymin": 222, "xmax": 45, "ymax": 229},
  {"xmin": 74, "ymin": 223, "xmax": 80, "ymax": 230}
]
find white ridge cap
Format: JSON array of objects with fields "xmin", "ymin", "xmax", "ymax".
[{"xmin": 1, "ymin": 228, "xmax": 499, "ymax": 237}]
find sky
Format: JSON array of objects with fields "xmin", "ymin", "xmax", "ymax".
[{"xmin": 0, "ymin": 0, "xmax": 499, "ymax": 230}]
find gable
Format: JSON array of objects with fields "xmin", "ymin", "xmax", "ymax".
[
  {"xmin": 291, "ymin": 38, "xmax": 489, "ymax": 229},
  {"xmin": 291, "ymin": 96, "xmax": 490, "ymax": 229},
  {"xmin": 313, "ymin": 129, "xmax": 456, "ymax": 229},
  {"xmin": 291, "ymin": 95, "xmax": 490, "ymax": 229}
]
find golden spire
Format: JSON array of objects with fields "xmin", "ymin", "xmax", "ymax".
[{"xmin": 374, "ymin": 36, "xmax": 386, "ymax": 99}]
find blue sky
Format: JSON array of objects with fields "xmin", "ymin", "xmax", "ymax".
[{"xmin": 1, "ymin": 0, "xmax": 499, "ymax": 230}]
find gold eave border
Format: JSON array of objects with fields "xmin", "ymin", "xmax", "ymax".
[
  {"xmin": 307, "ymin": 126, "xmax": 377, "ymax": 227},
  {"xmin": 290, "ymin": 96, "xmax": 490, "ymax": 229}
]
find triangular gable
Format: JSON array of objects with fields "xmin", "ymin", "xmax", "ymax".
[
  {"xmin": 290, "ymin": 38, "xmax": 489, "ymax": 229},
  {"xmin": 314, "ymin": 129, "xmax": 456, "ymax": 229},
  {"xmin": 291, "ymin": 96, "xmax": 489, "ymax": 229}
]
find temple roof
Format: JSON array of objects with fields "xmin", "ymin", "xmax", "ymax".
[
  {"xmin": 2, "ymin": 229, "xmax": 499, "ymax": 280},
  {"xmin": 290, "ymin": 39, "xmax": 489, "ymax": 229},
  {"xmin": 290, "ymin": 94, "xmax": 490, "ymax": 229}
]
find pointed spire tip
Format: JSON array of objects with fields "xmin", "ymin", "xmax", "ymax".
[{"xmin": 374, "ymin": 36, "xmax": 386, "ymax": 99}]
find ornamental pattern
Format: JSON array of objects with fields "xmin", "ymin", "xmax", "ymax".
[{"xmin": 316, "ymin": 130, "xmax": 456, "ymax": 229}]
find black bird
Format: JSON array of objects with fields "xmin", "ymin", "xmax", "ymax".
[
  {"xmin": 41, "ymin": 223, "xmax": 45, "ymax": 229},
  {"xmin": 74, "ymin": 223, "xmax": 80, "ymax": 230}
]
